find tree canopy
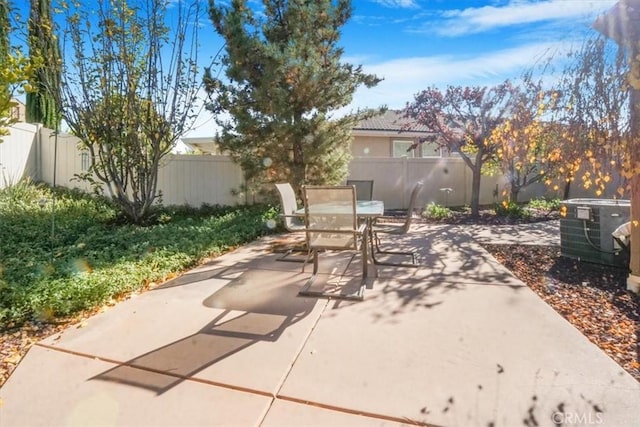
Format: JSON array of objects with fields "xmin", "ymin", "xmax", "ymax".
[
  {"xmin": 403, "ymin": 82, "xmax": 516, "ymax": 216},
  {"xmin": 205, "ymin": 0, "xmax": 382, "ymax": 196},
  {"xmin": 0, "ymin": 0, "xmax": 36, "ymax": 142},
  {"xmin": 549, "ymin": 36, "xmax": 630, "ymax": 200},
  {"xmin": 60, "ymin": 0, "xmax": 203, "ymax": 223},
  {"xmin": 485, "ymin": 76, "xmax": 561, "ymax": 202}
]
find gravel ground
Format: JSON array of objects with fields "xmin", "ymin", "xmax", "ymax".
[{"xmin": 2, "ymin": 209, "xmax": 638, "ymax": 387}]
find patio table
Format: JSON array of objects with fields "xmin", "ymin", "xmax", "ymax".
[
  {"xmin": 295, "ymin": 200, "xmax": 383, "ymax": 218},
  {"xmin": 295, "ymin": 200, "xmax": 384, "ymax": 281}
]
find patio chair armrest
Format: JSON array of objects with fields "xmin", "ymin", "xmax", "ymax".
[
  {"xmin": 279, "ymin": 213, "xmax": 303, "ymax": 219},
  {"xmin": 305, "ymin": 227, "xmax": 364, "ymax": 235}
]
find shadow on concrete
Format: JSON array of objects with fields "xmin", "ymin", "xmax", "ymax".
[{"xmin": 91, "ymin": 264, "xmax": 318, "ymax": 395}]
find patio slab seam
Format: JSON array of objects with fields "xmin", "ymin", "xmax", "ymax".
[
  {"xmin": 256, "ymin": 298, "xmax": 331, "ymax": 426},
  {"xmin": 272, "ymin": 394, "xmax": 436, "ymax": 427},
  {"xmin": 34, "ymin": 341, "xmax": 276, "ymax": 399},
  {"xmin": 271, "ymin": 297, "xmax": 330, "ymax": 390}
]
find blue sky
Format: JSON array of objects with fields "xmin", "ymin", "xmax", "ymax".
[
  {"xmin": 10, "ymin": 0, "xmax": 619, "ymax": 137},
  {"xmin": 188, "ymin": 0, "xmax": 618, "ymax": 137},
  {"xmin": 340, "ymin": 0, "xmax": 616, "ymax": 112}
]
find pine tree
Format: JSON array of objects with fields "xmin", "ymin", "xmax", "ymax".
[
  {"xmin": 26, "ymin": 0, "xmax": 61, "ymax": 130},
  {"xmin": 0, "ymin": 0, "xmax": 8, "ymax": 61},
  {"xmin": 205, "ymin": 0, "xmax": 382, "ymax": 194}
]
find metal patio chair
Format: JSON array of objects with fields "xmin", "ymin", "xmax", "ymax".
[
  {"xmin": 372, "ymin": 181, "xmax": 424, "ymax": 267},
  {"xmin": 299, "ymin": 185, "xmax": 370, "ymax": 300},
  {"xmin": 274, "ymin": 183, "xmax": 309, "ymax": 262},
  {"xmin": 346, "ymin": 179, "xmax": 374, "ymax": 201}
]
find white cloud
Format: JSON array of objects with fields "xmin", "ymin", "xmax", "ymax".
[
  {"xmin": 431, "ymin": 0, "xmax": 617, "ymax": 36},
  {"xmin": 189, "ymin": 41, "xmax": 578, "ymax": 133},
  {"xmin": 371, "ymin": 0, "xmax": 419, "ymax": 9},
  {"xmin": 345, "ymin": 40, "xmax": 572, "ymax": 111}
]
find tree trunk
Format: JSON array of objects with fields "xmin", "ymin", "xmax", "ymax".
[
  {"xmin": 291, "ymin": 139, "xmax": 305, "ymax": 192},
  {"xmin": 470, "ymin": 165, "xmax": 482, "ymax": 217},
  {"xmin": 628, "ymin": 77, "xmax": 640, "ymax": 293},
  {"xmin": 630, "ymin": 174, "xmax": 640, "ymax": 277},
  {"xmin": 563, "ymin": 179, "xmax": 572, "ymax": 200},
  {"xmin": 510, "ymin": 185, "xmax": 520, "ymax": 203}
]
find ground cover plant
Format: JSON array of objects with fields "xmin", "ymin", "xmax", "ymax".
[
  {"xmin": 1, "ymin": 181, "xmax": 278, "ymax": 384},
  {"xmin": 0, "ymin": 181, "xmax": 277, "ymax": 329},
  {"xmin": 422, "ymin": 201, "xmax": 452, "ymax": 220},
  {"xmin": 493, "ymin": 199, "xmax": 531, "ymax": 219}
]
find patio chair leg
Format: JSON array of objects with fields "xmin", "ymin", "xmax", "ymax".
[
  {"xmin": 363, "ymin": 227, "xmax": 377, "ymax": 280},
  {"xmin": 298, "ymin": 250, "xmax": 365, "ymax": 301},
  {"xmin": 372, "ymin": 232, "xmax": 419, "ymax": 268},
  {"xmin": 276, "ymin": 248, "xmax": 312, "ymax": 263},
  {"xmin": 300, "ymin": 249, "xmax": 314, "ymax": 273}
]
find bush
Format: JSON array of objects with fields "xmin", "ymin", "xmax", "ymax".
[
  {"xmin": 422, "ymin": 202, "xmax": 452, "ymax": 220},
  {"xmin": 527, "ymin": 197, "xmax": 561, "ymax": 212},
  {"xmin": 493, "ymin": 200, "xmax": 530, "ymax": 219},
  {"xmin": 0, "ymin": 178, "xmax": 49, "ymax": 211}
]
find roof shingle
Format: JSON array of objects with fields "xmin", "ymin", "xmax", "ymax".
[{"xmin": 354, "ymin": 110, "xmax": 430, "ymax": 133}]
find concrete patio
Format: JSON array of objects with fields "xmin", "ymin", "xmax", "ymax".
[{"xmin": 1, "ymin": 221, "xmax": 639, "ymax": 426}]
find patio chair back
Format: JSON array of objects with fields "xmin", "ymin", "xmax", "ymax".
[
  {"xmin": 302, "ymin": 185, "xmax": 360, "ymax": 251},
  {"xmin": 346, "ymin": 179, "xmax": 374, "ymax": 201},
  {"xmin": 397, "ymin": 181, "xmax": 424, "ymax": 234},
  {"xmin": 371, "ymin": 181, "xmax": 424, "ymax": 267},
  {"xmin": 299, "ymin": 185, "xmax": 369, "ymax": 300},
  {"xmin": 275, "ymin": 183, "xmax": 305, "ymax": 231}
]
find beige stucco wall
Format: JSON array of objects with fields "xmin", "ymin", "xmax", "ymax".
[
  {"xmin": 351, "ymin": 135, "xmax": 393, "ymax": 157},
  {"xmin": 351, "ymin": 133, "xmax": 454, "ymax": 159}
]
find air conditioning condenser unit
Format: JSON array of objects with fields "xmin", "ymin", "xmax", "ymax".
[{"xmin": 560, "ymin": 198, "xmax": 630, "ymax": 268}]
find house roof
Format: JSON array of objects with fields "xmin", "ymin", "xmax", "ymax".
[
  {"xmin": 179, "ymin": 110, "xmax": 433, "ymax": 151},
  {"xmin": 180, "ymin": 137, "xmax": 221, "ymax": 154},
  {"xmin": 354, "ymin": 110, "xmax": 430, "ymax": 133},
  {"xmin": 10, "ymin": 98, "xmax": 26, "ymax": 122}
]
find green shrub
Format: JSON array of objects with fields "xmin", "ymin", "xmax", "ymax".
[
  {"xmin": 422, "ymin": 202, "xmax": 452, "ymax": 220},
  {"xmin": 527, "ymin": 197, "xmax": 561, "ymax": 212},
  {"xmin": 493, "ymin": 200, "xmax": 530, "ymax": 219},
  {"xmin": 0, "ymin": 178, "xmax": 49, "ymax": 211}
]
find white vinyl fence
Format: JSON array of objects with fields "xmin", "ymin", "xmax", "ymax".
[
  {"xmin": 34, "ymin": 127, "xmax": 246, "ymax": 207},
  {"xmin": 349, "ymin": 157, "xmax": 516, "ymax": 209},
  {"xmin": 1, "ymin": 124, "xmax": 606, "ymax": 210},
  {"xmin": 0, "ymin": 123, "xmax": 40, "ymax": 189}
]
